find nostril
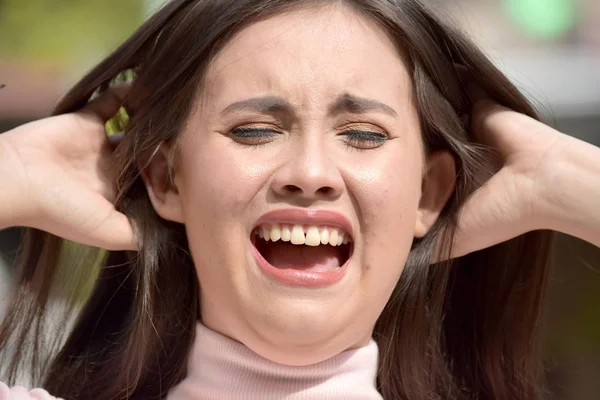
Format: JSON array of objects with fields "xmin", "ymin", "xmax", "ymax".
[
  {"xmin": 283, "ymin": 184, "xmax": 302, "ymax": 194},
  {"xmin": 317, "ymin": 186, "xmax": 334, "ymax": 196},
  {"xmin": 280, "ymin": 185, "xmax": 336, "ymax": 197}
]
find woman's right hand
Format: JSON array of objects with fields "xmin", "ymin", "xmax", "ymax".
[{"xmin": 0, "ymin": 86, "xmax": 137, "ymax": 251}]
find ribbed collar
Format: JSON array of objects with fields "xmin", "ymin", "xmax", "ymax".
[{"xmin": 167, "ymin": 323, "xmax": 382, "ymax": 399}]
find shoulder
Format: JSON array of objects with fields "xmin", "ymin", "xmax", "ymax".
[{"xmin": 0, "ymin": 383, "xmax": 62, "ymax": 400}]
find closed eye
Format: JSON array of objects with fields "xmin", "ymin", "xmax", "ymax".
[
  {"xmin": 340, "ymin": 129, "xmax": 387, "ymax": 150},
  {"xmin": 230, "ymin": 127, "xmax": 280, "ymax": 146}
]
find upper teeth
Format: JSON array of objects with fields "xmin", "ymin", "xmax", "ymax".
[{"xmin": 257, "ymin": 224, "xmax": 350, "ymax": 247}]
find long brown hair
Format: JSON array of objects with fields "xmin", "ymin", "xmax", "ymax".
[{"xmin": 0, "ymin": 1, "xmax": 553, "ymax": 399}]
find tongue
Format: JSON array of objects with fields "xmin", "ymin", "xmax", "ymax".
[{"xmin": 262, "ymin": 242, "xmax": 343, "ymax": 272}]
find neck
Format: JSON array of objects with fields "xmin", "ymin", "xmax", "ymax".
[{"xmin": 167, "ymin": 323, "xmax": 382, "ymax": 399}]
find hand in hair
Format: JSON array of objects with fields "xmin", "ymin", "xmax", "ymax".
[
  {"xmin": 0, "ymin": 85, "xmax": 137, "ymax": 251},
  {"xmin": 449, "ymin": 98, "xmax": 600, "ymax": 258}
]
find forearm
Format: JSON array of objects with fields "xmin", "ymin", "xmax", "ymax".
[{"xmin": 543, "ymin": 136, "xmax": 600, "ymax": 247}]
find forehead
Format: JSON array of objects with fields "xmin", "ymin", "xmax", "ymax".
[{"xmin": 202, "ymin": 4, "xmax": 413, "ymax": 109}]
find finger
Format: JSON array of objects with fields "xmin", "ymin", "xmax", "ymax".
[
  {"xmin": 107, "ymin": 131, "xmax": 124, "ymax": 149},
  {"xmin": 54, "ymin": 207, "xmax": 138, "ymax": 251},
  {"xmin": 90, "ymin": 212, "xmax": 138, "ymax": 251},
  {"xmin": 47, "ymin": 210, "xmax": 138, "ymax": 252},
  {"xmin": 81, "ymin": 84, "xmax": 131, "ymax": 122},
  {"xmin": 470, "ymin": 100, "xmax": 527, "ymax": 158},
  {"xmin": 437, "ymin": 172, "xmax": 533, "ymax": 261},
  {"xmin": 456, "ymin": 71, "xmax": 516, "ymax": 155}
]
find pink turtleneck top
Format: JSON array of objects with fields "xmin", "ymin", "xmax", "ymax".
[{"xmin": 1, "ymin": 323, "xmax": 382, "ymax": 399}]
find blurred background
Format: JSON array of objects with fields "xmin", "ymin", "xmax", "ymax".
[{"xmin": 0, "ymin": 0, "xmax": 598, "ymax": 398}]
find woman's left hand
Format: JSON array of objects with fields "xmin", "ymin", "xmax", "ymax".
[{"xmin": 448, "ymin": 99, "xmax": 600, "ymax": 259}]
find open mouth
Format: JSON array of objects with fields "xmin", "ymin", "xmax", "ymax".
[{"xmin": 251, "ymin": 224, "xmax": 353, "ymax": 273}]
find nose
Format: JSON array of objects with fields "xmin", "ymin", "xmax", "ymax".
[{"xmin": 271, "ymin": 137, "xmax": 344, "ymax": 201}]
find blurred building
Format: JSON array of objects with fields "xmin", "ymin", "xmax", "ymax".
[{"xmin": 0, "ymin": 1, "xmax": 599, "ymax": 398}]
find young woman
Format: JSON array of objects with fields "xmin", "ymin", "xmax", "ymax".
[{"xmin": 1, "ymin": 0, "xmax": 599, "ymax": 399}]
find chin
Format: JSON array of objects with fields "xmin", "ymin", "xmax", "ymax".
[{"xmin": 240, "ymin": 300, "xmax": 367, "ymax": 366}]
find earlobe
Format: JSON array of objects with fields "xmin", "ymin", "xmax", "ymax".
[
  {"xmin": 414, "ymin": 151, "xmax": 456, "ymax": 238},
  {"xmin": 140, "ymin": 143, "xmax": 185, "ymax": 224}
]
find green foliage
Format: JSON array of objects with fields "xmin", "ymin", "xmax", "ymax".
[{"xmin": 0, "ymin": 0, "xmax": 144, "ymax": 64}]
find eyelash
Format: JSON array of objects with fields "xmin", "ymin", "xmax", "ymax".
[
  {"xmin": 229, "ymin": 127, "xmax": 388, "ymax": 149},
  {"xmin": 230, "ymin": 127, "xmax": 280, "ymax": 148},
  {"xmin": 340, "ymin": 129, "xmax": 387, "ymax": 150},
  {"xmin": 230, "ymin": 127, "xmax": 278, "ymax": 138}
]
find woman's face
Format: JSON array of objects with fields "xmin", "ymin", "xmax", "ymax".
[{"xmin": 147, "ymin": 4, "xmax": 451, "ymax": 365}]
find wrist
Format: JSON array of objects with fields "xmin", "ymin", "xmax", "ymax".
[
  {"xmin": 536, "ymin": 135, "xmax": 600, "ymax": 242},
  {"xmin": 0, "ymin": 130, "xmax": 36, "ymax": 229}
]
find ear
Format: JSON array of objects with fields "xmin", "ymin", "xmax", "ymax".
[
  {"xmin": 140, "ymin": 143, "xmax": 185, "ymax": 223},
  {"xmin": 414, "ymin": 151, "xmax": 456, "ymax": 238}
]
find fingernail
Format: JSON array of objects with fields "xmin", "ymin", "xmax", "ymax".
[{"xmin": 107, "ymin": 131, "xmax": 124, "ymax": 147}]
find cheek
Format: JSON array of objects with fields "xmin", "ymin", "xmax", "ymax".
[
  {"xmin": 178, "ymin": 138, "xmax": 270, "ymax": 217},
  {"xmin": 174, "ymin": 136, "xmax": 268, "ymax": 269},
  {"xmin": 173, "ymin": 137, "xmax": 269, "ymax": 311},
  {"xmin": 348, "ymin": 149, "xmax": 423, "ymax": 278}
]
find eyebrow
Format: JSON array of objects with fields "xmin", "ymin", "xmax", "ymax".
[
  {"xmin": 329, "ymin": 94, "xmax": 398, "ymax": 117},
  {"xmin": 220, "ymin": 94, "xmax": 398, "ymax": 118},
  {"xmin": 222, "ymin": 96, "xmax": 295, "ymax": 117}
]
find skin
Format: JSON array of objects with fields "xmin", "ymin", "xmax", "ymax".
[
  {"xmin": 0, "ymin": 1, "xmax": 598, "ymax": 370},
  {"xmin": 145, "ymin": 5, "xmax": 455, "ymax": 365},
  {"xmin": 449, "ymin": 97, "xmax": 600, "ymax": 258},
  {"xmin": 0, "ymin": 86, "xmax": 135, "ymax": 250}
]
